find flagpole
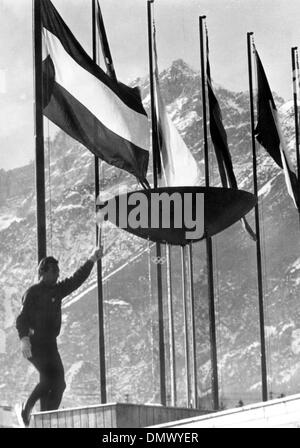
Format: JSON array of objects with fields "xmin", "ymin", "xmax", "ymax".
[
  {"xmin": 188, "ymin": 243, "xmax": 198, "ymax": 408},
  {"xmin": 247, "ymin": 32, "xmax": 268, "ymax": 402},
  {"xmin": 291, "ymin": 46, "xmax": 300, "ymax": 225},
  {"xmin": 92, "ymin": 0, "xmax": 107, "ymax": 404},
  {"xmin": 199, "ymin": 15, "xmax": 219, "ymax": 411},
  {"xmin": 34, "ymin": 0, "xmax": 47, "ymax": 262},
  {"xmin": 181, "ymin": 246, "xmax": 191, "ymax": 407},
  {"xmin": 147, "ymin": 0, "xmax": 166, "ymax": 406},
  {"xmin": 166, "ymin": 244, "xmax": 177, "ymax": 406}
]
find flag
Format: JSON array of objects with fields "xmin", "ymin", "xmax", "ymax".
[
  {"xmin": 206, "ymin": 32, "xmax": 256, "ymax": 240},
  {"xmin": 96, "ymin": 0, "xmax": 116, "ymax": 81},
  {"xmin": 254, "ymin": 48, "xmax": 299, "ymax": 209},
  {"xmin": 41, "ymin": 0, "xmax": 149, "ymax": 184},
  {"xmin": 152, "ymin": 27, "xmax": 202, "ymax": 187},
  {"xmin": 206, "ymin": 37, "xmax": 237, "ymax": 189}
]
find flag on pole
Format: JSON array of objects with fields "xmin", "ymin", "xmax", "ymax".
[
  {"xmin": 254, "ymin": 47, "xmax": 299, "ymax": 209},
  {"xmin": 152, "ymin": 26, "xmax": 202, "ymax": 187},
  {"xmin": 296, "ymin": 49, "xmax": 300, "ymax": 100},
  {"xmin": 96, "ymin": 0, "xmax": 116, "ymax": 81},
  {"xmin": 41, "ymin": 0, "xmax": 149, "ymax": 184},
  {"xmin": 206, "ymin": 35, "xmax": 237, "ymax": 189},
  {"xmin": 206, "ymin": 31, "xmax": 256, "ymax": 240}
]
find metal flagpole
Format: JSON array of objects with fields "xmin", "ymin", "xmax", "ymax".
[
  {"xmin": 92, "ymin": 0, "xmax": 107, "ymax": 404},
  {"xmin": 33, "ymin": 0, "xmax": 47, "ymax": 263},
  {"xmin": 147, "ymin": 0, "xmax": 166, "ymax": 406},
  {"xmin": 181, "ymin": 246, "xmax": 191, "ymax": 407},
  {"xmin": 291, "ymin": 47, "xmax": 300, "ymax": 225},
  {"xmin": 188, "ymin": 243, "xmax": 198, "ymax": 408},
  {"xmin": 247, "ymin": 32, "xmax": 268, "ymax": 401},
  {"xmin": 199, "ymin": 15, "xmax": 219, "ymax": 411},
  {"xmin": 166, "ymin": 244, "xmax": 176, "ymax": 406}
]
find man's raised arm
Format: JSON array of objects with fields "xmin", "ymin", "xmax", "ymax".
[{"xmin": 57, "ymin": 247, "xmax": 103, "ymax": 300}]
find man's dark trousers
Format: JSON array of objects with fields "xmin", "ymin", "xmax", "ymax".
[{"xmin": 25, "ymin": 339, "xmax": 66, "ymax": 413}]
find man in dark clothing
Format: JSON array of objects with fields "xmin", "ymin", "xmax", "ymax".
[{"xmin": 15, "ymin": 247, "xmax": 102, "ymax": 427}]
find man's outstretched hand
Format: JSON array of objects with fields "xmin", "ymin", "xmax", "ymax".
[
  {"xmin": 89, "ymin": 246, "xmax": 103, "ymax": 263},
  {"xmin": 21, "ymin": 336, "xmax": 32, "ymax": 359}
]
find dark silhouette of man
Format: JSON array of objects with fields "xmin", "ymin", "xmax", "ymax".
[{"xmin": 16, "ymin": 247, "xmax": 102, "ymax": 427}]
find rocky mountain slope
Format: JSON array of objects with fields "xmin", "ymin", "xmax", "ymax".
[{"xmin": 1, "ymin": 59, "xmax": 300, "ymax": 412}]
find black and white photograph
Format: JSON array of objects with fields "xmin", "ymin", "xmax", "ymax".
[{"xmin": 1, "ymin": 0, "xmax": 300, "ymax": 431}]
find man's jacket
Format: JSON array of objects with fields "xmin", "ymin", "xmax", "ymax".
[{"xmin": 16, "ymin": 260, "xmax": 94, "ymax": 342}]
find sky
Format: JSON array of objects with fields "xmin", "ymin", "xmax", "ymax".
[{"xmin": 1, "ymin": 0, "xmax": 300, "ymax": 171}]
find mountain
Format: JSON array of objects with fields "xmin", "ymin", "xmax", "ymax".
[{"xmin": 1, "ymin": 59, "xmax": 300, "ymax": 413}]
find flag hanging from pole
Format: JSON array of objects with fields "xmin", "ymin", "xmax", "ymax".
[
  {"xmin": 206, "ymin": 34, "xmax": 237, "ymax": 189},
  {"xmin": 96, "ymin": 0, "xmax": 116, "ymax": 81},
  {"xmin": 206, "ymin": 31, "xmax": 256, "ymax": 240},
  {"xmin": 152, "ymin": 26, "xmax": 202, "ymax": 187},
  {"xmin": 254, "ymin": 47, "xmax": 299, "ymax": 209},
  {"xmin": 41, "ymin": 0, "xmax": 149, "ymax": 184}
]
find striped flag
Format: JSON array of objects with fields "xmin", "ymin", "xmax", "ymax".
[
  {"xmin": 152, "ymin": 27, "xmax": 202, "ymax": 187},
  {"xmin": 206, "ymin": 32, "xmax": 256, "ymax": 240},
  {"xmin": 41, "ymin": 0, "xmax": 149, "ymax": 184},
  {"xmin": 254, "ymin": 48, "xmax": 299, "ymax": 209}
]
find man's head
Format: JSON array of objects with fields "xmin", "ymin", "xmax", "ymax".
[{"xmin": 38, "ymin": 256, "xmax": 60, "ymax": 285}]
